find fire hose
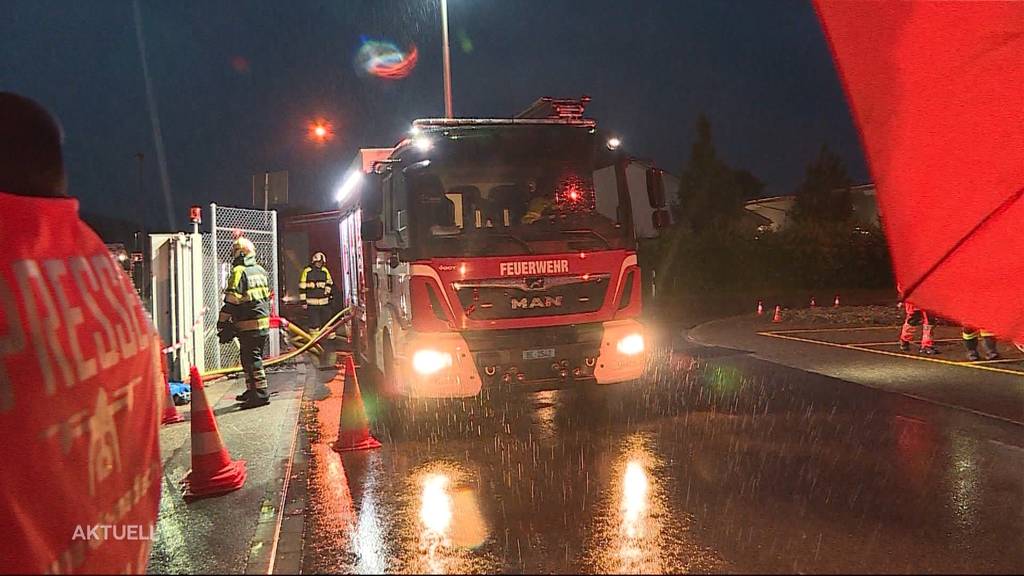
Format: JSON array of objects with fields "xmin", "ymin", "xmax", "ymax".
[{"xmin": 198, "ymin": 306, "xmax": 352, "ymax": 381}]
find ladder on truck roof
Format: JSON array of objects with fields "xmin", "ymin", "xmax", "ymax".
[{"xmin": 412, "ymin": 96, "xmax": 595, "ymax": 129}]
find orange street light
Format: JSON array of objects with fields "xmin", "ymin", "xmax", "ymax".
[{"xmin": 308, "ymin": 119, "xmax": 334, "ymax": 144}]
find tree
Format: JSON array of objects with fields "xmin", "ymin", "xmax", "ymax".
[
  {"xmin": 793, "ymin": 144, "xmax": 853, "ymax": 222},
  {"xmin": 733, "ymin": 169, "xmax": 765, "ymax": 201},
  {"xmin": 674, "ymin": 115, "xmax": 745, "ymax": 233}
]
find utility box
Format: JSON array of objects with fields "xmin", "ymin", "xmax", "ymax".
[{"xmin": 150, "ymin": 232, "xmax": 206, "ymax": 380}]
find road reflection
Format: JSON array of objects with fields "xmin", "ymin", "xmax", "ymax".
[
  {"xmin": 588, "ymin": 434, "xmax": 665, "ymax": 574},
  {"xmin": 407, "ymin": 463, "xmax": 490, "ymax": 574}
]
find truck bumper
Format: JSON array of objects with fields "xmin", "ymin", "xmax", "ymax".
[
  {"xmin": 395, "ymin": 332, "xmax": 483, "ymax": 398},
  {"xmin": 593, "ymin": 319, "xmax": 647, "ymax": 384},
  {"xmin": 396, "ymin": 319, "xmax": 646, "ymax": 398}
]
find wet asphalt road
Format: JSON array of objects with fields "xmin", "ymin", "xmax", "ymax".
[{"xmin": 297, "ymin": 339, "xmax": 1024, "ymax": 574}]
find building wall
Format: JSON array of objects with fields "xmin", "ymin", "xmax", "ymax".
[{"xmin": 743, "ymin": 184, "xmax": 878, "ymax": 230}]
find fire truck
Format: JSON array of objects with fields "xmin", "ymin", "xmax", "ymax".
[{"xmin": 316, "ymin": 97, "xmax": 669, "ymax": 397}]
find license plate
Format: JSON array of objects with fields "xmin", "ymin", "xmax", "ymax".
[{"xmin": 523, "ymin": 347, "xmax": 556, "ymax": 361}]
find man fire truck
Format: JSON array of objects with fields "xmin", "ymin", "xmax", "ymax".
[{"xmin": 336, "ymin": 98, "xmax": 667, "ymax": 399}]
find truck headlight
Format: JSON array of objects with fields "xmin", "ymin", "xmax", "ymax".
[
  {"xmin": 412, "ymin": 349, "xmax": 453, "ymax": 375},
  {"xmin": 616, "ymin": 333, "xmax": 645, "ymax": 356}
]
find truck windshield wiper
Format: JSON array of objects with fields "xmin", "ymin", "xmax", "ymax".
[{"xmin": 559, "ymin": 228, "xmax": 612, "ymax": 249}]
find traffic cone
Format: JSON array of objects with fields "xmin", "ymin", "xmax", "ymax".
[
  {"xmin": 162, "ymin": 380, "xmax": 185, "ymax": 425},
  {"xmin": 756, "ymin": 300, "xmax": 764, "ymax": 316},
  {"xmin": 772, "ymin": 305, "xmax": 782, "ymax": 323},
  {"xmin": 834, "ymin": 295, "xmax": 840, "ymax": 308},
  {"xmin": 810, "ymin": 297, "xmax": 816, "ymax": 308},
  {"xmin": 332, "ymin": 355, "xmax": 382, "ymax": 452},
  {"xmin": 182, "ymin": 366, "xmax": 247, "ymax": 502}
]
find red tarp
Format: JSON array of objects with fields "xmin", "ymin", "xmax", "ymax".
[
  {"xmin": 0, "ymin": 192, "xmax": 163, "ymax": 574},
  {"xmin": 815, "ymin": 0, "xmax": 1024, "ymax": 339}
]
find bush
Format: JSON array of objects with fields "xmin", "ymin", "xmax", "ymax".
[{"xmin": 647, "ymin": 220, "xmax": 893, "ymax": 299}]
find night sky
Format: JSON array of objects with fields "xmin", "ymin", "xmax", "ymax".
[{"xmin": 1, "ymin": 0, "xmax": 868, "ymax": 231}]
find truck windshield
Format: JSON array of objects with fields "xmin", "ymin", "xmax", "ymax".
[{"xmin": 403, "ymin": 125, "xmax": 633, "ymax": 258}]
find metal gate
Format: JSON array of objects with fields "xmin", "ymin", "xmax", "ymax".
[{"xmin": 203, "ymin": 203, "xmax": 280, "ymax": 370}]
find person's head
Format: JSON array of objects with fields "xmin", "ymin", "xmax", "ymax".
[
  {"xmin": 232, "ymin": 237, "xmax": 256, "ymax": 259},
  {"xmin": 311, "ymin": 252, "xmax": 326, "ymax": 268},
  {"xmin": 0, "ymin": 92, "xmax": 66, "ymax": 197}
]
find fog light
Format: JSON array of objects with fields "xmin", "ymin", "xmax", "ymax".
[
  {"xmin": 412, "ymin": 349, "xmax": 452, "ymax": 375},
  {"xmin": 616, "ymin": 333, "xmax": 645, "ymax": 356}
]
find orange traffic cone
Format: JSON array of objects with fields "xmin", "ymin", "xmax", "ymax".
[
  {"xmin": 756, "ymin": 300, "xmax": 764, "ymax": 316},
  {"xmin": 332, "ymin": 355, "xmax": 382, "ymax": 452},
  {"xmin": 162, "ymin": 380, "xmax": 185, "ymax": 425},
  {"xmin": 772, "ymin": 305, "xmax": 782, "ymax": 323},
  {"xmin": 834, "ymin": 295, "xmax": 841, "ymax": 307},
  {"xmin": 182, "ymin": 366, "xmax": 247, "ymax": 501}
]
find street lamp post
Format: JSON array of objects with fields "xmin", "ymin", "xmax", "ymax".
[{"xmin": 441, "ymin": 0, "xmax": 453, "ymax": 118}]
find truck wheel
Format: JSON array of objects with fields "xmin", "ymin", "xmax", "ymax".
[{"xmin": 363, "ymin": 335, "xmax": 399, "ymax": 442}]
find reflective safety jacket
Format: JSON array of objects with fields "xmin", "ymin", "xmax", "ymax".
[
  {"xmin": 299, "ymin": 265, "xmax": 333, "ymax": 306},
  {"xmin": 0, "ymin": 191, "xmax": 164, "ymax": 574},
  {"xmin": 219, "ymin": 254, "xmax": 271, "ymax": 334}
]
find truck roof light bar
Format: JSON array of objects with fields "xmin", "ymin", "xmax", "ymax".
[
  {"xmin": 411, "ymin": 117, "xmax": 596, "ymax": 128},
  {"xmin": 515, "ymin": 96, "xmax": 591, "ymax": 120}
]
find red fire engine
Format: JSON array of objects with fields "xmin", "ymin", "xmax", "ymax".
[{"xmin": 289, "ymin": 97, "xmax": 668, "ymax": 397}]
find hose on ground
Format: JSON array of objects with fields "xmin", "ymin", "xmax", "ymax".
[{"xmin": 199, "ymin": 307, "xmax": 352, "ymax": 381}]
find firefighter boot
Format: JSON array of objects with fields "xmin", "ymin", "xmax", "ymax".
[
  {"xmin": 235, "ymin": 389, "xmax": 256, "ymax": 403},
  {"xmin": 964, "ymin": 338, "xmax": 980, "ymax": 361},
  {"xmin": 239, "ymin": 388, "xmax": 270, "ymax": 409},
  {"xmin": 899, "ymin": 341, "xmax": 911, "ymax": 352},
  {"xmin": 981, "ymin": 336, "xmax": 1000, "ymax": 361},
  {"xmin": 920, "ymin": 346, "xmax": 940, "ymax": 355}
]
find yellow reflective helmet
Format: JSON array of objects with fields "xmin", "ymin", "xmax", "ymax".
[
  {"xmin": 312, "ymin": 251, "xmax": 326, "ymax": 264},
  {"xmin": 232, "ymin": 236, "xmax": 256, "ymax": 258}
]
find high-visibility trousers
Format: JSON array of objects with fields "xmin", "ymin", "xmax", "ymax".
[{"xmin": 900, "ymin": 303, "xmax": 934, "ymax": 348}]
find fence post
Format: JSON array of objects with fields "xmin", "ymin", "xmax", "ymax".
[{"xmin": 210, "ymin": 203, "xmax": 221, "ymax": 370}]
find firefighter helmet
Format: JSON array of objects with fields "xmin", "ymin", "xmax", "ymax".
[
  {"xmin": 232, "ymin": 237, "xmax": 256, "ymax": 257},
  {"xmin": 312, "ymin": 251, "xmax": 326, "ymax": 264}
]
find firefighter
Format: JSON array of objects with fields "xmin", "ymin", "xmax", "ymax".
[
  {"xmin": 897, "ymin": 284, "xmax": 938, "ymax": 355},
  {"xmin": 1, "ymin": 92, "xmax": 164, "ymax": 573},
  {"xmin": 962, "ymin": 327, "xmax": 999, "ymax": 362},
  {"xmin": 218, "ymin": 237, "xmax": 272, "ymax": 408},
  {"xmin": 299, "ymin": 251, "xmax": 334, "ymax": 334},
  {"xmin": 899, "ymin": 302, "xmax": 938, "ymax": 355}
]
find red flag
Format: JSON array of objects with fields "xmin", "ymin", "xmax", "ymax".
[{"xmin": 815, "ymin": 1, "xmax": 1024, "ymax": 339}]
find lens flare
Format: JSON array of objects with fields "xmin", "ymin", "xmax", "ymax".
[{"xmin": 356, "ymin": 38, "xmax": 419, "ymax": 80}]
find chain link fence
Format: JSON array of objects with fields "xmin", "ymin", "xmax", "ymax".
[{"xmin": 202, "ymin": 204, "xmax": 280, "ymax": 370}]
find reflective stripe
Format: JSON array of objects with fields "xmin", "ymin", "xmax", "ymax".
[
  {"xmin": 247, "ymin": 286, "xmax": 270, "ymax": 300},
  {"xmin": 299, "ymin": 293, "xmax": 307, "ymax": 301},
  {"xmin": 299, "ymin": 282, "xmax": 309, "ymax": 289},
  {"xmin": 306, "ymin": 297, "xmax": 329, "ymax": 306},
  {"xmin": 228, "ymin": 266, "xmax": 245, "ymax": 291},
  {"xmin": 224, "ymin": 291, "xmax": 243, "ymax": 304},
  {"xmin": 236, "ymin": 317, "xmax": 271, "ymax": 332},
  {"xmin": 191, "ymin": 431, "xmax": 224, "ymax": 455}
]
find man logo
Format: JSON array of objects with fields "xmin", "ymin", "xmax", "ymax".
[{"xmin": 511, "ymin": 296, "xmax": 563, "ymax": 310}]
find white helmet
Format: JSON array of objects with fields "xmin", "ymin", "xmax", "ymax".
[
  {"xmin": 312, "ymin": 251, "xmax": 326, "ymax": 264},
  {"xmin": 232, "ymin": 237, "xmax": 256, "ymax": 258}
]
